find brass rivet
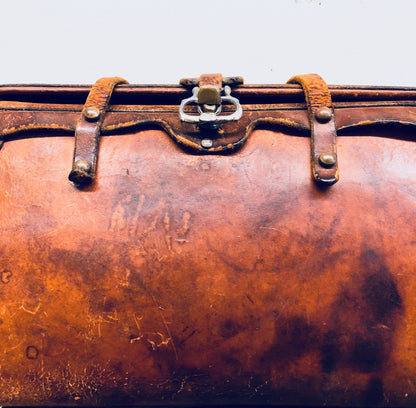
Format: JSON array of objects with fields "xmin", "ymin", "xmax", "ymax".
[
  {"xmin": 315, "ymin": 107, "xmax": 332, "ymax": 123},
  {"xmin": 84, "ymin": 107, "xmax": 100, "ymax": 121},
  {"xmin": 201, "ymin": 139, "xmax": 213, "ymax": 148},
  {"xmin": 197, "ymin": 85, "xmax": 222, "ymax": 105},
  {"xmin": 74, "ymin": 159, "xmax": 91, "ymax": 173},
  {"xmin": 318, "ymin": 152, "xmax": 337, "ymax": 168}
]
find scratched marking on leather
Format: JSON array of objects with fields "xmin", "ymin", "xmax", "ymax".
[
  {"xmin": 1, "ymin": 270, "xmax": 12, "ymax": 284},
  {"xmin": 108, "ymin": 193, "xmax": 190, "ymax": 254},
  {"xmin": 19, "ymin": 303, "xmax": 41, "ymax": 315},
  {"xmin": 130, "ymin": 313, "xmax": 144, "ymax": 343},
  {"xmin": 109, "ymin": 194, "xmax": 152, "ymax": 239},
  {"xmin": 177, "ymin": 212, "xmax": 191, "ymax": 238},
  {"xmin": 129, "ymin": 194, "xmax": 145, "ymax": 236},
  {"xmin": 129, "ymin": 313, "xmax": 172, "ymax": 351},
  {"xmin": 164, "ymin": 212, "xmax": 173, "ymax": 252},
  {"xmin": 142, "ymin": 216, "xmax": 158, "ymax": 235},
  {"xmin": 87, "ymin": 312, "xmax": 119, "ymax": 338},
  {"xmin": 146, "ymin": 332, "xmax": 171, "ymax": 350},
  {"xmin": 25, "ymin": 345, "xmax": 39, "ymax": 360},
  {"xmin": 108, "ymin": 196, "xmax": 132, "ymax": 232}
]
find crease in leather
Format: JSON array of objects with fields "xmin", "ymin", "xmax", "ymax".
[
  {"xmin": 106, "ymin": 117, "xmax": 309, "ymax": 153},
  {"xmin": 1, "ymin": 115, "xmax": 416, "ymax": 152}
]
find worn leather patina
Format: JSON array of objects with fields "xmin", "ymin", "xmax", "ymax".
[{"xmin": 0, "ymin": 74, "xmax": 415, "ymax": 406}]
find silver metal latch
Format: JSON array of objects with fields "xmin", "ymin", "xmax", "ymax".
[{"xmin": 179, "ymin": 85, "xmax": 243, "ymax": 129}]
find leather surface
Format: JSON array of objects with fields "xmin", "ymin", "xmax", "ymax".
[{"xmin": 0, "ymin": 77, "xmax": 415, "ymax": 406}]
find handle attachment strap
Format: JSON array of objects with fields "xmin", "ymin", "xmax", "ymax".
[
  {"xmin": 288, "ymin": 74, "xmax": 339, "ymax": 185},
  {"xmin": 68, "ymin": 76, "xmax": 128, "ymax": 186}
]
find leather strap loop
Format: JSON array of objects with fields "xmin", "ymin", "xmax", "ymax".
[
  {"xmin": 199, "ymin": 73, "xmax": 223, "ymax": 89},
  {"xmin": 287, "ymin": 74, "xmax": 339, "ymax": 185},
  {"xmin": 68, "ymin": 77, "xmax": 128, "ymax": 186}
]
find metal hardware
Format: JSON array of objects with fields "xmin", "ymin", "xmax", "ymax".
[
  {"xmin": 198, "ymin": 85, "xmax": 221, "ymax": 105},
  {"xmin": 68, "ymin": 159, "xmax": 93, "ymax": 185},
  {"xmin": 73, "ymin": 159, "xmax": 91, "ymax": 173},
  {"xmin": 201, "ymin": 139, "xmax": 213, "ymax": 149},
  {"xmin": 318, "ymin": 152, "xmax": 337, "ymax": 168},
  {"xmin": 84, "ymin": 107, "xmax": 100, "ymax": 122},
  {"xmin": 179, "ymin": 85, "xmax": 243, "ymax": 130},
  {"xmin": 315, "ymin": 107, "xmax": 332, "ymax": 123}
]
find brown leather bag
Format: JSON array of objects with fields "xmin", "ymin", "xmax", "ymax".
[{"xmin": 0, "ymin": 73, "xmax": 415, "ymax": 407}]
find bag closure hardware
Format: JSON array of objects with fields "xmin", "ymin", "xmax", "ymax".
[{"xmin": 179, "ymin": 74, "xmax": 243, "ymax": 130}]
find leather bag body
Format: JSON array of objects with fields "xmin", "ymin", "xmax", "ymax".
[{"xmin": 0, "ymin": 74, "xmax": 415, "ymax": 407}]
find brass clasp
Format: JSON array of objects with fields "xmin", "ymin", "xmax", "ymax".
[{"xmin": 179, "ymin": 75, "xmax": 243, "ymax": 130}]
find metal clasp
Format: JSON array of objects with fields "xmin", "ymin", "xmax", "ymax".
[{"xmin": 179, "ymin": 85, "xmax": 243, "ymax": 129}]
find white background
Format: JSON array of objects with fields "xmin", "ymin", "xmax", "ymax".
[{"xmin": 1, "ymin": 0, "xmax": 415, "ymax": 86}]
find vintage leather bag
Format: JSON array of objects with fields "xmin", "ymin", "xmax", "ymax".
[{"xmin": 0, "ymin": 73, "xmax": 415, "ymax": 407}]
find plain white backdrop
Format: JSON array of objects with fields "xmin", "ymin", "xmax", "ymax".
[{"xmin": 1, "ymin": 0, "xmax": 415, "ymax": 86}]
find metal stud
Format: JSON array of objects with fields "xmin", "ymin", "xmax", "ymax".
[
  {"xmin": 84, "ymin": 107, "xmax": 100, "ymax": 122},
  {"xmin": 201, "ymin": 139, "xmax": 213, "ymax": 148},
  {"xmin": 318, "ymin": 152, "xmax": 337, "ymax": 168},
  {"xmin": 68, "ymin": 159, "xmax": 93, "ymax": 185},
  {"xmin": 73, "ymin": 159, "xmax": 91, "ymax": 173},
  {"xmin": 315, "ymin": 107, "xmax": 332, "ymax": 123}
]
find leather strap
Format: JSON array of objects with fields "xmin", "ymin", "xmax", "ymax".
[
  {"xmin": 287, "ymin": 74, "xmax": 339, "ymax": 185},
  {"xmin": 179, "ymin": 74, "xmax": 244, "ymax": 88},
  {"xmin": 68, "ymin": 77, "xmax": 128, "ymax": 186},
  {"xmin": 199, "ymin": 73, "xmax": 223, "ymax": 89}
]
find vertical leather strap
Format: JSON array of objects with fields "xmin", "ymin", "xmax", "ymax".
[
  {"xmin": 68, "ymin": 77, "xmax": 128, "ymax": 186},
  {"xmin": 287, "ymin": 74, "xmax": 339, "ymax": 185}
]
